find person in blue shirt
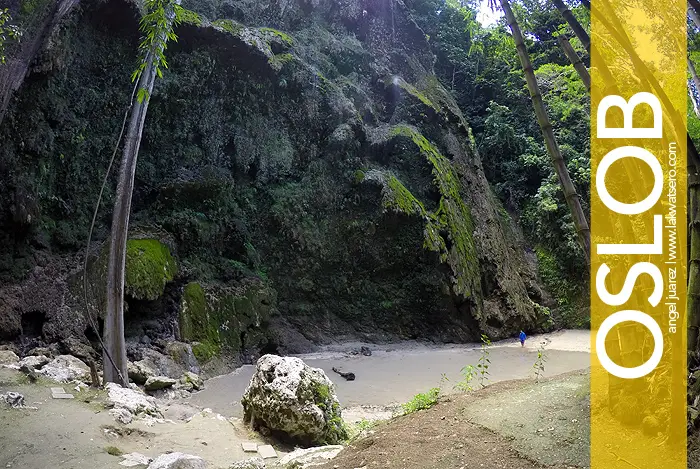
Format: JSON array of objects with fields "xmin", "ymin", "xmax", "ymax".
[{"xmin": 519, "ymin": 330, "xmax": 527, "ymax": 347}]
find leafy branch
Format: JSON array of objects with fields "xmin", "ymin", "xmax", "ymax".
[{"xmin": 0, "ymin": 8, "xmax": 22, "ymax": 65}]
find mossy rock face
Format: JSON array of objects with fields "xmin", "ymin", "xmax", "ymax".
[
  {"xmin": 125, "ymin": 239, "xmax": 177, "ymax": 301},
  {"xmin": 178, "ymin": 280, "xmax": 275, "ymax": 362}
]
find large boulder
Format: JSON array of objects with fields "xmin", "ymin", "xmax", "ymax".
[
  {"xmin": 39, "ymin": 355, "xmax": 90, "ymax": 382},
  {"xmin": 241, "ymin": 355, "xmax": 347, "ymax": 446},
  {"xmin": 0, "ymin": 350, "xmax": 19, "ymax": 366}
]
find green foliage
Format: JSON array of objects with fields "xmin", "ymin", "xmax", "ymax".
[
  {"xmin": 132, "ymin": 0, "xmax": 184, "ymax": 101},
  {"xmin": 454, "ymin": 364, "xmax": 476, "ymax": 392},
  {"xmin": 402, "ymin": 388, "xmax": 440, "ymax": 414},
  {"xmin": 259, "ymin": 27, "xmax": 294, "ymax": 46},
  {"xmin": 533, "ymin": 340, "xmax": 548, "ymax": 382},
  {"xmin": 0, "ymin": 9, "xmax": 21, "ymax": 64},
  {"xmin": 124, "ymin": 239, "xmax": 177, "ymax": 300},
  {"xmin": 476, "ymin": 334, "xmax": 491, "ymax": 388}
]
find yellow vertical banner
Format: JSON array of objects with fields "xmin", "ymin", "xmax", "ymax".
[{"xmin": 590, "ymin": 0, "xmax": 687, "ymax": 468}]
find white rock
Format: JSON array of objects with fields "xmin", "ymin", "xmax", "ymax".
[
  {"xmin": 229, "ymin": 458, "xmax": 265, "ymax": 469},
  {"xmin": 110, "ymin": 407, "xmax": 134, "ymax": 425},
  {"xmin": 120, "ymin": 452, "xmax": 152, "ymax": 467},
  {"xmin": 144, "ymin": 376, "xmax": 177, "ymax": 391},
  {"xmin": 39, "ymin": 355, "xmax": 90, "ymax": 383},
  {"xmin": 106, "ymin": 382, "xmax": 160, "ymax": 417},
  {"xmin": 147, "ymin": 452, "xmax": 207, "ymax": 469},
  {"xmin": 19, "ymin": 355, "xmax": 49, "ymax": 369},
  {"xmin": 0, "ymin": 350, "xmax": 19, "ymax": 365},
  {"xmin": 277, "ymin": 445, "xmax": 344, "ymax": 467},
  {"xmin": 241, "ymin": 355, "xmax": 347, "ymax": 446}
]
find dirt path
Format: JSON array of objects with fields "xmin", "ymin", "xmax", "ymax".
[
  {"xmin": 185, "ymin": 330, "xmax": 590, "ymax": 418},
  {"xmin": 314, "ymin": 370, "xmax": 591, "ymax": 469}
]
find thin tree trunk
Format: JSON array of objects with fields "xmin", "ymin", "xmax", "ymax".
[
  {"xmin": 103, "ymin": 54, "xmax": 157, "ymax": 386},
  {"xmin": 499, "ymin": 0, "xmax": 591, "ymax": 265},
  {"xmin": 580, "ymin": 0, "xmax": 590, "ymax": 10},
  {"xmin": 557, "ymin": 35, "xmax": 590, "ymax": 91},
  {"xmin": 551, "ymin": 0, "xmax": 590, "ymax": 53},
  {"xmin": 103, "ymin": 0, "xmax": 179, "ymax": 385}
]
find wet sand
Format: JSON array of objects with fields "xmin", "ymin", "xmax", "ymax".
[{"xmin": 186, "ymin": 330, "xmax": 591, "ymax": 417}]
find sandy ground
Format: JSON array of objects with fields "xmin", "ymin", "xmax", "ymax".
[
  {"xmin": 0, "ymin": 369, "xmax": 278, "ymax": 469},
  {"xmin": 185, "ymin": 330, "xmax": 591, "ymax": 418}
]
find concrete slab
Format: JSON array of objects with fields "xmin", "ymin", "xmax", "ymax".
[
  {"xmin": 241, "ymin": 442, "xmax": 258, "ymax": 452},
  {"xmin": 52, "ymin": 393, "xmax": 75, "ymax": 399},
  {"xmin": 50, "ymin": 387, "xmax": 65, "ymax": 394},
  {"xmin": 257, "ymin": 445, "xmax": 277, "ymax": 459}
]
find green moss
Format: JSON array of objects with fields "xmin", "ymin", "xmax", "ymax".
[
  {"xmin": 176, "ymin": 8, "xmax": 202, "ymax": 26},
  {"xmin": 192, "ymin": 340, "xmax": 220, "ymax": 362},
  {"xmin": 179, "ymin": 282, "xmax": 209, "ymax": 341},
  {"xmin": 387, "ymin": 77, "xmax": 439, "ymax": 112},
  {"xmin": 260, "ymin": 27, "xmax": 294, "ymax": 46},
  {"xmin": 124, "ymin": 239, "xmax": 177, "ymax": 301},
  {"xmin": 365, "ymin": 126, "xmax": 480, "ymax": 301},
  {"xmin": 268, "ymin": 52, "xmax": 295, "ymax": 69},
  {"xmin": 212, "ymin": 19, "xmax": 243, "ymax": 36},
  {"xmin": 104, "ymin": 446, "xmax": 123, "ymax": 457}
]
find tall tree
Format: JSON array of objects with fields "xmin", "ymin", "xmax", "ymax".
[
  {"xmin": 103, "ymin": 0, "xmax": 182, "ymax": 385},
  {"xmin": 493, "ymin": 0, "xmax": 591, "ymax": 265}
]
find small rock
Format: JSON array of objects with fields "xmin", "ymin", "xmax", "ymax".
[
  {"xmin": 19, "ymin": 355, "xmax": 49, "ymax": 369},
  {"xmin": 360, "ymin": 346, "xmax": 372, "ymax": 357},
  {"xmin": 128, "ymin": 361, "xmax": 156, "ymax": 385},
  {"xmin": 181, "ymin": 371, "xmax": 204, "ymax": 391},
  {"xmin": 39, "ymin": 355, "xmax": 91, "ymax": 383},
  {"xmin": 2, "ymin": 392, "xmax": 25, "ymax": 408},
  {"xmin": 0, "ymin": 350, "xmax": 19, "ymax": 365},
  {"xmin": 120, "ymin": 452, "xmax": 152, "ymax": 467},
  {"xmin": 229, "ymin": 458, "xmax": 265, "ymax": 469},
  {"xmin": 110, "ymin": 408, "xmax": 134, "ymax": 425},
  {"xmin": 145, "ymin": 376, "xmax": 177, "ymax": 391},
  {"xmin": 106, "ymin": 382, "xmax": 160, "ymax": 417},
  {"xmin": 147, "ymin": 452, "xmax": 207, "ymax": 469}
]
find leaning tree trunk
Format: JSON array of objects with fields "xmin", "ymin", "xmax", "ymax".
[
  {"xmin": 103, "ymin": 1, "xmax": 179, "ymax": 386},
  {"xmin": 557, "ymin": 35, "xmax": 590, "ymax": 91},
  {"xmin": 551, "ymin": 0, "xmax": 590, "ymax": 52},
  {"xmin": 499, "ymin": 0, "xmax": 591, "ymax": 265},
  {"xmin": 580, "ymin": 0, "xmax": 590, "ymax": 10},
  {"xmin": 103, "ymin": 53, "xmax": 158, "ymax": 386}
]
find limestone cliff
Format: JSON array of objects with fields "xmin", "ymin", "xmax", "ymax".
[{"xmin": 0, "ymin": 0, "xmax": 549, "ymax": 363}]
